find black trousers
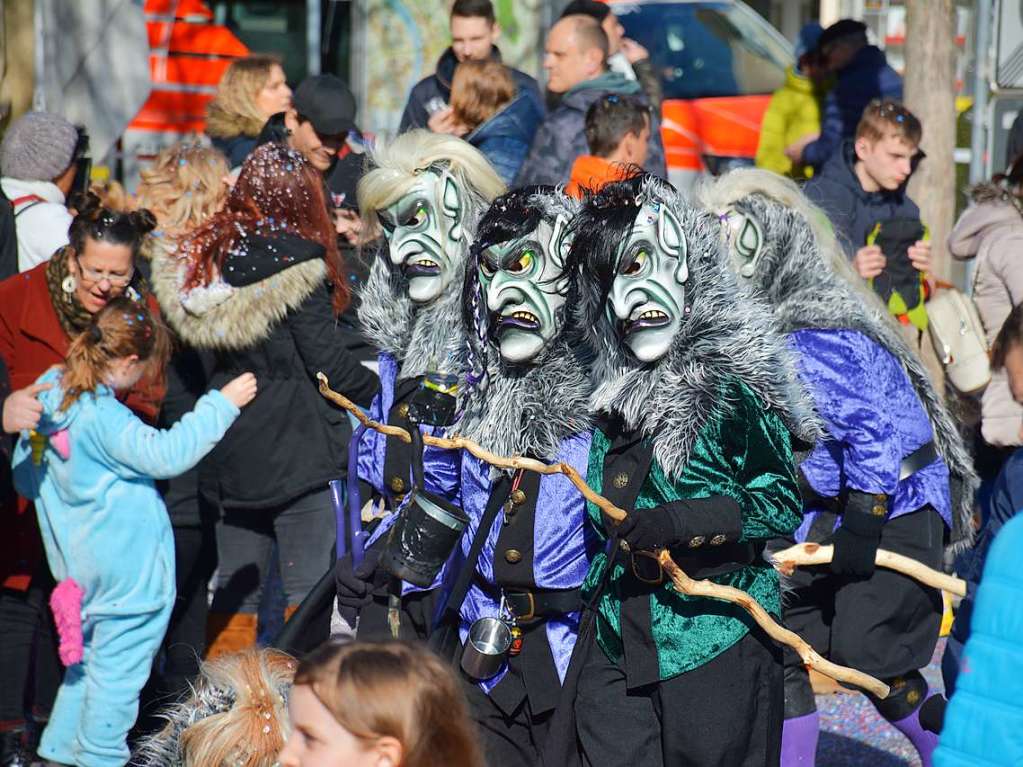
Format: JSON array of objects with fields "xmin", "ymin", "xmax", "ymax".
[
  {"xmin": 0, "ymin": 569, "xmax": 61, "ymax": 726},
  {"xmin": 575, "ymin": 628, "xmax": 784, "ymax": 767},
  {"xmin": 462, "ymin": 678, "xmax": 554, "ymax": 767},
  {"xmin": 784, "ymin": 508, "xmax": 944, "ymax": 679}
]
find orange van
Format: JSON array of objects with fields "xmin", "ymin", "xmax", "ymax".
[{"xmin": 608, "ymin": 0, "xmax": 793, "ymax": 189}]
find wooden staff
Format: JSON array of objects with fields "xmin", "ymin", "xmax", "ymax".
[
  {"xmin": 772, "ymin": 542, "xmax": 967, "ymax": 597},
  {"xmin": 318, "ymin": 373, "xmax": 890, "ymax": 698}
]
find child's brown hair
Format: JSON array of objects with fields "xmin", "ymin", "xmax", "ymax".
[
  {"xmin": 855, "ymin": 98, "xmax": 922, "ymax": 147},
  {"xmin": 450, "ymin": 60, "xmax": 517, "ymax": 132},
  {"xmin": 294, "ymin": 640, "xmax": 483, "ymax": 767},
  {"xmin": 61, "ymin": 296, "xmax": 170, "ymax": 411}
]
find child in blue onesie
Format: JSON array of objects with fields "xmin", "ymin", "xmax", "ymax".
[{"xmin": 11, "ymin": 296, "xmax": 257, "ymax": 767}]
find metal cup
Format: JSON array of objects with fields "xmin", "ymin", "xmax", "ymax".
[{"xmin": 460, "ymin": 616, "xmax": 513, "ymax": 680}]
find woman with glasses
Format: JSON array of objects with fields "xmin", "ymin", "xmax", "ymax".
[{"xmin": 0, "ymin": 194, "xmax": 164, "ymax": 766}]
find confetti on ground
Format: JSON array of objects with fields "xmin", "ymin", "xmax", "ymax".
[{"xmin": 816, "ymin": 638, "xmax": 945, "ymax": 766}]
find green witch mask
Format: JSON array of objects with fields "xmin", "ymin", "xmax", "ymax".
[
  {"xmin": 718, "ymin": 206, "xmax": 764, "ymax": 281},
  {"xmin": 377, "ymin": 170, "xmax": 465, "ymax": 304},
  {"xmin": 480, "ymin": 216, "xmax": 573, "ymax": 364},
  {"xmin": 607, "ymin": 202, "xmax": 688, "ymax": 363}
]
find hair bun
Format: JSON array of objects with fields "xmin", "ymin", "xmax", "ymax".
[{"xmin": 131, "ymin": 208, "xmax": 158, "ymax": 235}]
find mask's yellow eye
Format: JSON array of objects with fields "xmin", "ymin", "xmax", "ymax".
[
  {"xmin": 623, "ymin": 249, "xmax": 647, "ymax": 276},
  {"xmin": 509, "ymin": 250, "xmax": 535, "ymax": 274},
  {"xmin": 405, "ymin": 204, "xmax": 428, "ymax": 228}
]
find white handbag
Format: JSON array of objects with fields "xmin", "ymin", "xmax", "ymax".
[{"xmin": 926, "ymin": 284, "xmax": 991, "ymax": 396}]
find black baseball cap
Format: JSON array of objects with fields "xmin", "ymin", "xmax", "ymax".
[
  {"xmin": 816, "ymin": 19, "xmax": 868, "ymax": 52},
  {"xmin": 292, "ymin": 74, "xmax": 357, "ymax": 137}
]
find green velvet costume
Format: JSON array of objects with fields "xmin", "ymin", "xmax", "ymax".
[{"xmin": 582, "ymin": 377, "xmax": 802, "ymax": 682}]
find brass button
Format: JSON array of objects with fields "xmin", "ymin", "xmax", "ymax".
[
  {"xmin": 906, "ymin": 688, "xmax": 920, "ymax": 706},
  {"xmin": 389, "ymin": 476, "xmax": 406, "ymax": 493},
  {"xmin": 504, "ymin": 549, "xmax": 523, "ymax": 564},
  {"xmin": 510, "ymin": 489, "xmax": 527, "ymax": 506},
  {"xmin": 709, "ymin": 534, "xmax": 727, "ymax": 546},
  {"xmin": 687, "ymin": 536, "xmax": 705, "ymax": 548},
  {"xmin": 612, "ymin": 472, "xmax": 629, "ymax": 489},
  {"xmin": 873, "ymin": 493, "xmax": 887, "ymax": 502},
  {"xmin": 396, "ymin": 403, "xmax": 410, "ymax": 419},
  {"xmin": 871, "ymin": 504, "xmax": 887, "ymax": 517}
]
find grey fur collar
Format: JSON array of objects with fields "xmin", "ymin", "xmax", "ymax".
[
  {"xmin": 147, "ymin": 234, "xmax": 325, "ymax": 351},
  {"xmin": 456, "ymin": 335, "xmax": 593, "ymax": 461},
  {"xmin": 583, "ymin": 183, "xmax": 821, "ymax": 481},
  {"xmin": 726, "ymin": 192, "xmax": 978, "ymax": 552},
  {"xmin": 357, "ymin": 245, "xmax": 468, "ymax": 380}
]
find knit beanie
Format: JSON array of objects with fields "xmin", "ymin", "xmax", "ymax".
[{"xmin": 1, "ymin": 111, "xmax": 79, "ymax": 182}]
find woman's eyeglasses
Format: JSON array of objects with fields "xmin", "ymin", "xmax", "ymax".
[{"xmin": 75, "ymin": 254, "xmax": 134, "ymax": 287}]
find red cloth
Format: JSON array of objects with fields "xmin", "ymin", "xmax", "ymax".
[
  {"xmin": 0, "ymin": 262, "xmax": 165, "ymax": 590},
  {"xmin": 564, "ymin": 155, "xmax": 638, "ymax": 199}
]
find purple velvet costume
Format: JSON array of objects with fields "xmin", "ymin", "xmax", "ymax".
[
  {"xmin": 789, "ymin": 328, "xmax": 951, "ymax": 541},
  {"xmin": 457, "ymin": 431, "xmax": 595, "ymax": 693},
  {"xmin": 359, "ymin": 353, "xmax": 461, "ymax": 593}
]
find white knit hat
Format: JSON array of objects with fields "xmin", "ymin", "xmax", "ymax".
[{"xmin": 1, "ymin": 111, "xmax": 79, "ymax": 182}]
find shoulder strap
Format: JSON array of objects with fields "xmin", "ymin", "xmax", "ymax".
[{"xmin": 12, "ymin": 194, "xmax": 45, "ymax": 218}]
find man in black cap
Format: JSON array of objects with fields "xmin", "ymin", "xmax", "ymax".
[{"xmin": 785, "ymin": 19, "xmax": 902, "ymax": 171}]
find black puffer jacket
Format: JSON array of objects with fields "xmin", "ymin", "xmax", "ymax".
[{"xmin": 149, "ymin": 232, "xmax": 380, "ymax": 510}]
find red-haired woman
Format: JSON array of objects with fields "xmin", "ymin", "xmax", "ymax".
[{"xmin": 149, "ymin": 142, "xmax": 379, "ymax": 658}]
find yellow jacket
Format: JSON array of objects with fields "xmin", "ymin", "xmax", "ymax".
[{"xmin": 755, "ymin": 67, "xmax": 828, "ymax": 179}]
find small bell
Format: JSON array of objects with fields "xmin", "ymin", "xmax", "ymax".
[{"xmin": 508, "ymin": 625, "xmax": 524, "ymax": 656}]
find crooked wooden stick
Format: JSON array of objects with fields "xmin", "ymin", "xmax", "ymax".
[
  {"xmin": 772, "ymin": 542, "xmax": 967, "ymax": 598},
  {"xmin": 318, "ymin": 373, "xmax": 890, "ymax": 698}
]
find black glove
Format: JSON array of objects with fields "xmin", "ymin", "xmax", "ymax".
[
  {"xmin": 334, "ymin": 547, "xmax": 382, "ymax": 626},
  {"xmin": 618, "ymin": 506, "xmax": 680, "ymax": 551},
  {"xmin": 830, "ymin": 500, "xmax": 885, "ymax": 578}
]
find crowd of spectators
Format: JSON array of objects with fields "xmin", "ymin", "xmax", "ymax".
[{"xmin": 1, "ymin": 3, "xmax": 1023, "ymax": 766}]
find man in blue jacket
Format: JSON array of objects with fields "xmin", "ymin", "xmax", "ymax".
[
  {"xmin": 786, "ymin": 19, "xmax": 902, "ymax": 171},
  {"xmin": 398, "ymin": 0, "xmax": 543, "ymax": 134}
]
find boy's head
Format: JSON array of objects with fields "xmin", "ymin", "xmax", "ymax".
[
  {"xmin": 853, "ymin": 99, "xmax": 922, "ymax": 192},
  {"xmin": 993, "ymin": 303, "xmax": 1023, "ymax": 405},
  {"xmin": 450, "ymin": 0, "xmax": 500, "ymax": 63},
  {"xmin": 584, "ymin": 94, "xmax": 651, "ymax": 166}
]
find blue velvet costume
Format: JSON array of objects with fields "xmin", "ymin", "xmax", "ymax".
[
  {"xmin": 457, "ymin": 432, "xmax": 595, "ymax": 693},
  {"xmin": 790, "ymin": 328, "xmax": 951, "ymax": 538}
]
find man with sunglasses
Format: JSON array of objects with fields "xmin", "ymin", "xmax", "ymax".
[{"xmin": 786, "ymin": 19, "xmax": 902, "ymax": 173}]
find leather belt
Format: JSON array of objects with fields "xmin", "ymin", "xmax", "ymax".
[
  {"xmin": 504, "ymin": 588, "xmax": 582, "ymax": 623},
  {"xmin": 629, "ymin": 541, "xmax": 762, "ymax": 585},
  {"xmin": 900, "ymin": 441, "xmax": 938, "ymax": 481},
  {"xmin": 472, "ymin": 578, "xmax": 583, "ymax": 624}
]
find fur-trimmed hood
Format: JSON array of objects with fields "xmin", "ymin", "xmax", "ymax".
[
  {"xmin": 205, "ymin": 100, "xmax": 265, "ymax": 140},
  {"xmin": 696, "ymin": 168, "xmax": 979, "ymax": 551},
  {"xmin": 456, "ymin": 335, "xmax": 592, "ymax": 462},
  {"xmin": 147, "ymin": 232, "xmax": 326, "ymax": 351},
  {"xmin": 575, "ymin": 176, "xmax": 821, "ymax": 482}
]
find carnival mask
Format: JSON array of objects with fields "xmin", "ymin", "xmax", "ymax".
[
  {"xmin": 607, "ymin": 203, "xmax": 688, "ymax": 363},
  {"xmin": 718, "ymin": 207, "xmax": 764, "ymax": 282},
  {"xmin": 377, "ymin": 171, "xmax": 464, "ymax": 304},
  {"xmin": 480, "ymin": 216, "xmax": 573, "ymax": 364}
]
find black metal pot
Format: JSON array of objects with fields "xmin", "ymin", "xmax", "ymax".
[{"xmin": 380, "ymin": 489, "xmax": 469, "ymax": 588}]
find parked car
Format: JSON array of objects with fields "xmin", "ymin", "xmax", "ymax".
[{"xmin": 609, "ymin": 0, "xmax": 792, "ymax": 189}]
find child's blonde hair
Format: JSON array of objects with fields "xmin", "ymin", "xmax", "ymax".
[
  {"xmin": 135, "ymin": 143, "xmax": 230, "ymax": 235},
  {"xmin": 133, "ymin": 649, "xmax": 297, "ymax": 767},
  {"xmin": 294, "ymin": 640, "xmax": 483, "ymax": 767},
  {"xmin": 61, "ymin": 296, "xmax": 169, "ymax": 412}
]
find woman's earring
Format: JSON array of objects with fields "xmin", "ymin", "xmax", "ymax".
[{"xmin": 62, "ymin": 275, "xmax": 77, "ymax": 294}]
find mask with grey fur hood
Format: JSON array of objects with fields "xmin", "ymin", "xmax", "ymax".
[
  {"xmin": 572, "ymin": 174, "xmax": 820, "ymax": 481},
  {"xmin": 456, "ymin": 186, "xmax": 591, "ymax": 461},
  {"xmin": 698, "ymin": 168, "xmax": 978, "ymax": 552}
]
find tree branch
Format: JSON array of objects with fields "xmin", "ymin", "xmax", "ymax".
[
  {"xmin": 318, "ymin": 373, "xmax": 890, "ymax": 698},
  {"xmin": 771, "ymin": 542, "xmax": 967, "ymax": 597}
]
